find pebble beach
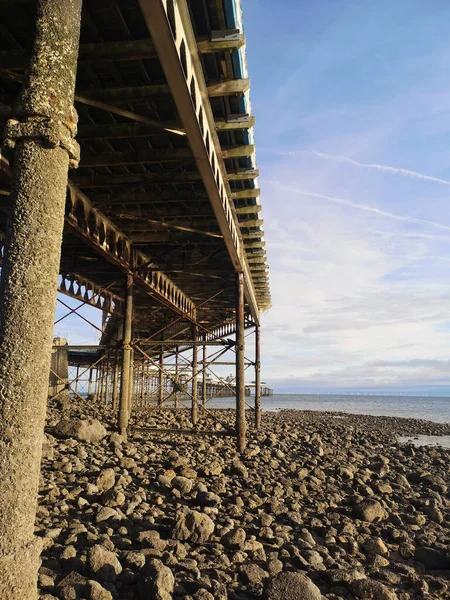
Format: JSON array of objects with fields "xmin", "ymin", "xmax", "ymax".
[{"xmin": 37, "ymin": 395, "xmax": 450, "ymax": 599}]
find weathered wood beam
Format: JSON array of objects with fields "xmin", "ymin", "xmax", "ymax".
[
  {"xmin": 239, "ymin": 218, "xmax": 264, "ymax": 228},
  {"xmin": 222, "ymin": 144, "xmax": 254, "ymax": 159},
  {"xmin": 244, "ymin": 241, "xmax": 266, "ymax": 249},
  {"xmin": 208, "ymin": 78, "xmax": 250, "ymax": 97},
  {"xmin": 216, "ymin": 115, "xmax": 255, "ymax": 130},
  {"xmin": 235, "ymin": 205, "xmax": 262, "ymax": 215},
  {"xmin": 196, "ymin": 31, "xmax": 245, "ymax": 53},
  {"xmin": 231, "ymin": 188, "xmax": 260, "ymax": 199},
  {"xmin": 228, "ymin": 169, "xmax": 259, "ymax": 180}
]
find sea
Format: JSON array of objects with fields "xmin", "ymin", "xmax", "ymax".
[{"xmin": 204, "ymin": 393, "xmax": 450, "ymax": 424}]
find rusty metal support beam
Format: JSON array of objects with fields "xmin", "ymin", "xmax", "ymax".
[
  {"xmin": 0, "ymin": 33, "xmax": 245, "ymax": 70},
  {"xmin": 255, "ymin": 324, "xmax": 261, "ymax": 429},
  {"xmin": 236, "ymin": 272, "xmax": 246, "ymax": 451},
  {"xmin": 0, "ymin": 1, "xmax": 82, "ymax": 597},
  {"xmin": 137, "ymin": 0, "xmax": 261, "ymax": 323},
  {"xmin": 191, "ymin": 325, "xmax": 198, "ymax": 425},
  {"xmin": 65, "ymin": 183, "xmax": 196, "ymax": 319},
  {"xmin": 119, "ymin": 276, "xmax": 133, "ymax": 437}
]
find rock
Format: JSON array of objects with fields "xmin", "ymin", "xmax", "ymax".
[
  {"xmin": 96, "ymin": 507, "xmax": 120, "ymax": 523},
  {"xmin": 415, "ymin": 546, "xmax": 450, "ymax": 569},
  {"xmin": 232, "ymin": 458, "xmax": 248, "ymax": 477},
  {"xmin": 351, "ymin": 578, "xmax": 398, "ymax": 600},
  {"xmin": 196, "ymin": 491, "xmax": 221, "ymax": 507},
  {"xmin": 354, "ymin": 499, "xmax": 386, "ymax": 523},
  {"xmin": 172, "ymin": 508, "xmax": 214, "ymax": 544},
  {"xmin": 264, "ymin": 571, "xmax": 322, "ymax": 599},
  {"xmin": 171, "ymin": 476, "xmax": 193, "ymax": 495},
  {"xmin": 87, "ymin": 580, "xmax": 113, "ymax": 600},
  {"xmin": 363, "ymin": 537, "xmax": 389, "ymax": 556},
  {"xmin": 137, "ymin": 530, "xmax": 167, "ymax": 551},
  {"xmin": 54, "ymin": 418, "xmax": 107, "ymax": 443},
  {"xmin": 96, "ymin": 468, "xmax": 115, "ymax": 492},
  {"xmin": 138, "ymin": 558, "xmax": 175, "ymax": 600},
  {"xmin": 102, "ymin": 488, "xmax": 125, "ymax": 507},
  {"xmin": 222, "ymin": 527, "xmax": 246, "ymax": 549},
  {"xmin": 88, "ymin": 545, "xmax": 122, "ymax": 582},
  {"xmin": 240, "ymin": 563, "xmax": 269, "ymax": 585}
]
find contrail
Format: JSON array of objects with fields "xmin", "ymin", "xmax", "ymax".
[
  {"xmin": 286, "ymin": 150, "xmax": 450, "ymax": 186},
  {"xmin": 264, "ymin": 179, "xmax": 450, "ymax": 232}
]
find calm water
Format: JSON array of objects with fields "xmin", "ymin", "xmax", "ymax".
[{"xmin": 205, "ymin": 393, "xmax": 450, "ymax": 424}]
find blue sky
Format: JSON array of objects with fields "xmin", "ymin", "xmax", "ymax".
[
  {"xmin": 243, "ymin": 0, "xmax": 450, "ymax": 393},
  {"xmin": 54, "ymin": 1, "xmax": 450, "ymax": 395}
]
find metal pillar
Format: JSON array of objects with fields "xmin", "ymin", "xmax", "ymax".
[
  {"xmin": 191, "ymin": 326, "xmax": 198, "ymax": 425},
  {"xmin": 0, "ymin": 1, "xmax": 82, "ymax": 597},
  {"xmin": 158, "ymin": 351, "xmax": 164, "ymax": 407},
  {"xmin": 119, "ymin": 276, "xmax": 133, "ymax": 436},
  {"xmin": 255, "ymin": 324, "xmax": 261, "ymax": 430},
  {"xmin": 236, "ymin": 272, "xmax": 246, "ymax": 452},
  {"xmin": 87, "ymin": 368, "xmax": 93, "ymax": 397},
  {"xmin": 202, "ymin": 335, "xmax": 207, "ymax": 407},
  {"xmin": 128, "ymin": 348, "xmax": 135, "ymax": 412},
  {"xmin": 112, "ymin": 349, "xmax": 120, "ymax": 410},
  {"xmin": 174, "ymin": 348, "xmax": 179, "ymax": 408},
  {"xmin": 74, "ymin": 365, "xmax": 80, "ymax": 394}
]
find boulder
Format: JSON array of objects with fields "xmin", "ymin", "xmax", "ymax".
[
  {"xmin": 354, "ymin": 499, "xmax": 386, "ymax": 523},
  {"xmin": 351, "ymin": 578, "xmax": 398, "ymax": 600},
  {"xmin": 88, "ymin": 545, "xmax": 122, "ymax": 582},
  {"xmin": 415, "ymin": 546, "xmax": 450, "ymax": 569},
  {"xmin": 96, "ymin": 468, "xmax": 115, "ymax": 492},
  {"xmin": 172, "ymin": 508, "xmax": 214, "ymax": 544},
  {"xmin": 264, "ymin": 571, "xmax": 322, "ymax": 600},
  {"xmin": 54, "ymin": 418, "xmax": 107, "ymax": 443},
  {"xmin": 138, "ymin": 558, "xmax": 174, "ymax": 600}
]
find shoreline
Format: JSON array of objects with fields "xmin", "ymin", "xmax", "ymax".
[{"xmin": 38, "ymin": 396, "xmax": 450, "ymax": 599}]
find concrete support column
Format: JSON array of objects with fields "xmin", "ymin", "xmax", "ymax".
[
  {"xmin": 118, "ymin": 275, "xmax": 133, "ymax": 436},
  {"xmin": 158, "ymin": 351, "xmax": 164, "ymax": 407},
  {"xmin": 235, "ymin": 272, "xmax": 246, "ymax": 452},
  {"xmin": 255, "ymin": 324, "xmax": 261, "ymax": 430},
  {"xmin": 74, "ymin": 365, "xmax": 80, "ymax": 394},
  {"xmin": 128, "ymin": 348, "xmax": 134, "ymax": 413},
  {"xmin": 0, "ymin": 1, "xmax": 82, "ymax": 597},
  {"xmin": 202, "ymin": 335, "xmax": 207, "ymax": 407},
  {"xmin": 87, "ymin": 368, "xmax": 93, "ymax": 397},
  {"xmin": 191, "ymin": 327, "xmax": 198, "ymax": 425}
]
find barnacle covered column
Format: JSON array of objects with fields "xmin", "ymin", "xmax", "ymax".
[
  {"xmin": 0, "ymin": 1, "xmax": 82, "ymax": 597},
  {"xmin": 119, "ymin": 275, "xmax": 134, "ymax": 437}
]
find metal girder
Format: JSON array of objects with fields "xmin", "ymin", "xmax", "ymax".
[
  {"xmin": 66, "ymin": 183, "xmax": 196, "ymax": 319},
  {"xmin": 137, "ymin": 0, "xmax": 262, "ymax": 321},
  {"xmin": 78, "ymin": 79, "xmax": 249, "ymax": 103},
  {"xmin": 77, "ymin": 116, "xmax": 254, "ymax": 139},
  {"xmin": 0, "ymin": 33, "xmax": 246, "ymax": 70},
  {"xmin": 58, "ymin": 273, "xmax": 124, "ymax": 317},
  {"xmin": 79, "ymin": 145, "xmax": 253, "ymax": 167}
]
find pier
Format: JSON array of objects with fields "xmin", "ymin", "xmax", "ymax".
[{"xmin": 0, "ymin": 0, "xmax": 270, "ymax": 596}]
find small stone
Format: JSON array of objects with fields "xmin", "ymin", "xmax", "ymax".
[
  {"xmin": 415, "ymin": 547, "xmax": 450, "ymax": 569},
  {"xmin": 88, "ymin": 544, "xmax": 122, "ymax": 582},
  {"xmin": 172, "ymin": 508, "xmax": 214, "ymax": 544},
  {"xmin": 354, "ymin": 499, "xmax": 386, "ymax": 523},
  {"xmin": 96, "ymin": 507, "xmax": 120, "ymax": 523},
  {"xmin": 240, "ymin": 563, "xmax": 269, "ymax": 585},
  {"xmin": 96, "ymin": 468, "xmax": 115, "ymax": 492},
  {"xmin": 138, "ymin": 558, "xmax": 174, "ymax": 600},
  {"xmin": 351, "ymin": 578, "xmax": 398, "ymax": 600},
  {"xmin": 222, "ymin": 527, "xmax": 246, "ymax": 549},
  {"xmin": 87, "ymin": 580, "xmax": 113, "ymax": 600},
  {"xmin": 363, "ymin": 537, "xmax": 389, "ymax": 556},
  {"xmin": 171, "ymin": 476, "xmax": 193, "ymax": 495}
]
